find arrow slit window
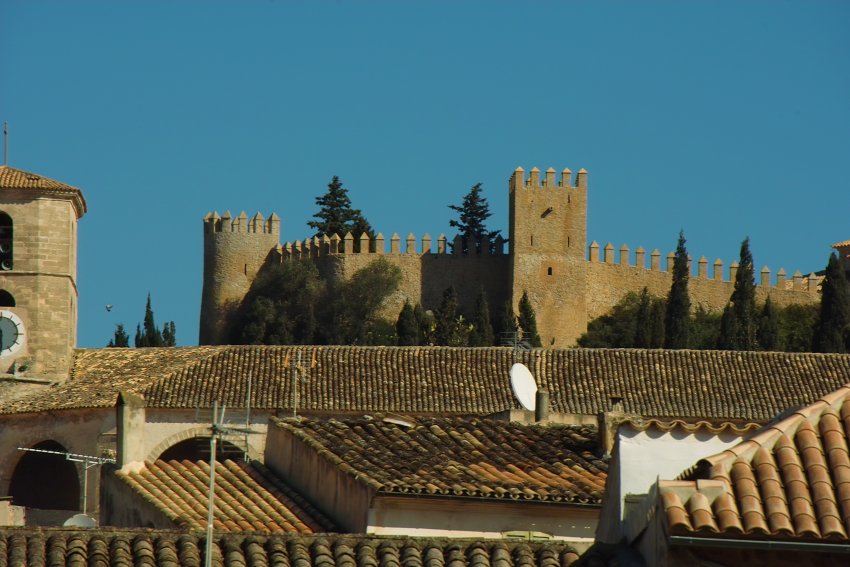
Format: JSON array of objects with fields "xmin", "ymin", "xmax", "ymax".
[{"xmin": 0, "ymin": 213, "xmax": 11, "ymax": 271}]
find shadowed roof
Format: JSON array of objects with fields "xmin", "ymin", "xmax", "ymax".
[
  {"xmin": 659, "ymin": 383, "xmax": 850, "ymax": 542},
  {"xmin": 4, "ymin": 346, "xmax": 850, "ymax": 422},
  {"xmin": 274, "ymin": 416, "xmax": 607, "ymax": 504},
  {"xmin": 0, "ymin": 529, "xmax": 582, "ymax": 567},
  {"xmin": 0, "ymin": 165, "xmax": 87, "ymax": 214},
  {"xmin": 115, "ymin": 459, "xmax": 336, "ymax": 533}
]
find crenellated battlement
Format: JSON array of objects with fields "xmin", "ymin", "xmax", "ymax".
[
  {"xmin": 204, "ymin": 210, "xmax": 280, "ymax": 235},
  {"xmin": 278, "ymin": 232, "xmax": 507, "ymax": 259},
  {"xmin": 587, "ymin": 240, "xmax": 820, "ymax": 293},
  {"xmin": 509, "ymin": 166, "xmax": 587, "ymax": 192}
]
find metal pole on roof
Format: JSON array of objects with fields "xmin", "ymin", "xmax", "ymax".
[
  {"xmin": 205, "ymin": 401, "xmax": 218, "ymax": 567},
  {"xmin": 3, "ymin": 122, "xmax": 7, "ymax": 165}
]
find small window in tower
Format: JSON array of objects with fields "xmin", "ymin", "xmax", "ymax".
[
  {"xmin": 530, "ymin": 235, "xmax": 534, "ymax": 247},
  {"xmin": 0, "ymin": 213, "xmax": 12, "ymax": 271},
  {"xmin": 547, "ymin": 267, "xmax": 553, "ymax": 276},
  {"xmin": 0, "ymin": 290, "xmax": 15, "ymax": 307},
  {"xmin": 244, "ymin": 264, "xmax": 248, "ymax": 275},
  {"xmin": 568, "ymin": 236, "xmax": 571, "ymax": 248}
]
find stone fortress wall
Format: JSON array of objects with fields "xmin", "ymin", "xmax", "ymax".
[{"xmin": 199, "ymin": 166, "xmax": 820, "ymax": 347}]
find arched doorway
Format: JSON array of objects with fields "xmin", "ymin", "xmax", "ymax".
[
  {"xmin": 158, "ymin": 437, "xmax": 245, "ymax": 462},
  {"xmin": 9, "ymin": 440, "xmax": 80, "ymax": 510}
]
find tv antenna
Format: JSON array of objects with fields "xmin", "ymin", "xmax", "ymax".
[
  {"xmin": 16, "ymin": 446, "xmax": 115, "ymax": 522},
  {"xmin": 509, "ymin": 362, "xmax": 538, "ymax": 411},
  {"xmin": 3, "ymin": 122, "xmax": 7, "ymax": 165},
  {"xmin": 288, "ymin": 350, "xmax": 316, "ymax": 417},
  {"xmin": 203, "ymin": 399, "xmax": 253, "ymax": 567}
]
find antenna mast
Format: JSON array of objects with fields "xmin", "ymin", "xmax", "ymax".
[{"xmin": 3, "ymin": 122, "xmax": 7, "ymax": 165}]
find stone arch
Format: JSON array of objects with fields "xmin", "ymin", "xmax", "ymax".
[
  {"xmin": 0, "ymin": 212, "xmax": 12, "ymax": 271},
  {"xmin": 146, "ymin": 426, "xmax": 258, "ymax": 462},
  {"xmin": 9, "ymin": 440, "xmax": 80, "ymax": 510}
]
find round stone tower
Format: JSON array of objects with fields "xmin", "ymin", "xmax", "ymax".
[
  {"xmin": 0, "ymin": 165, "xmax": 86, "ymax": 380},
  {"xmin": 199, "ymin": 210, "xmax": 280, "ymax": 345}
]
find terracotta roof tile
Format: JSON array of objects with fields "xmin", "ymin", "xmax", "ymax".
[
  {"xmin": 0, "ymin": 165, "xmax": 87, "ymax": 213},
  {"xmin": 115, "ymin": 460, "xmax": 336, "ymax": 533},
  {"xmin": 6, "ymin": 347, "xmax": 850, "ymax": 423},
  {"xmin": 659, "ymin": 384, "xmax": 850, "ymax": 542},
  {"xmin": 274, "ymin": 416, "xmax": 607, "ymax": 505},
  {"xmin": 0, "ymin": 530, "xmax": 581, "ymax": 567}
]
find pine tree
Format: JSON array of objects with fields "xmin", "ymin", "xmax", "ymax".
[
  {"xmin": 757, "ymin": 296, "xmax": 781, "ymax": 351},
  {"xmin": 518, "ymin": 291, "xmax": 542, "ymax": 347},
  {"xmin": 495, "ymin": 301, "xmax": 518, "ymax": 345},
  {"xmin": 448, "ymin": 183, "xmax": 501, "ymax": 253},
  {"xmin": 107, "ymin": 323, "xmax": 130, "ymax": 348},
  {"xmin": 634, "ymin": 288, "xmax": 652, "ymax": 348},
  {"xmin": 434, "ymin": 286, "xmax": 467, "ymax": 346},
  {"xmin": 396, "ymin": 301, "xmax": 419, "ymax": 346},
  {"xmin": 813, "ymin": 253, "xmax": 850, "ymax": 353},
  {"xmin": 665, "ymin": 230, "xmax": 690, "ymax": 349},
  {"xmin": 308, "ymin": 176, "xmax": 373, "ymax": 251},
  {"xmin": 728, "ymin": 237, "xmax": 757, "ymax": 350},
  {"xmin": 469, "ymin": 287, "xmax": 495, "ymax": 346}
]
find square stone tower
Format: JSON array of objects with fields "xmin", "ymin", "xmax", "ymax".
[
  {"xmin": 0, "ymin": 165, "xmax": 86, "ymax": 380},
  {"xmin": 509, "ymin": 166, "xmax": 588, "ymax": 346}
]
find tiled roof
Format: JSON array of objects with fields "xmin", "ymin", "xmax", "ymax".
[
  {"xmin": 659, "ymin": 383, "xmax": 850, "ymax": 542},
  {"xmin": 5, "ymin": 346, "xmax": 850, "ymax": 421},
  {"xmin": 832, "ymin": 240, "xmax": 850, "ymax": 248},
  {"xmin": 0, "ymin": 165, "xmax": 86, "ymax": 213},
  {"xmin": 274, "ymin": 416, "xmax": 607, "ymax": 504},
  {"xmin": 115, "ymin": 459, "xmax": 336, "ymax": 533},
  {"xmin": 0, "ymin": 530, "xmax": 582, "ymax": 567},
  {"xmin": 621, "ymin": 417, "xmax": 762, "ymax": 436}
]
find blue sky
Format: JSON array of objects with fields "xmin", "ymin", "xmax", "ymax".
[{"xmin": 2, "ymin": 1, "xmax": 848, "ymax": 348}]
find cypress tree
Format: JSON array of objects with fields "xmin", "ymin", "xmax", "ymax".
[
  {"xmin": 757, "ymin": 296, "xmax": 781, "ymax": 351},
  {"xmin": 434, "ymin": 286, "xmax": 467, "ymax": 346},
  {"xmin": 396, "ymin": 301, "xmax": 419, "ymax": 346},
  {"xmin": 107, "ymin": 323, "xmax": 130, "ymax": 348},
  {"xmin": 495, "ymin": 300, "xmax": 518, "ymax": 345},
  {"xmin": 728, "ymin": 237, "xmax": 757, "ymax": 350},
  {"xmin": 135, "ymin": 294, "xmax": 165, "ymax": 347},
  {"xmin": 518, "ymin": 291, "xmax": 542, "ymax": 347},
  {"xmin": 469, "ymin": 287, "xmax": 495, "ymax": 346},
  {"xmin": 448, "ymin": 183, "xmax": 501, "ymax": 253},
  {"xmin": 718, "ymin": 302, "xmax": 736, "ymax": 349},
  {"xmin": 634, "ymin": 288, "xmax": 652, "ymax": 348},
  {"xmin": 813, "ymin": 253, "xmax": 850, "ymax": 353},
  {"xmin": 162, "ymin": 321, "xmax": 176, "ymax": 347},
  {"xmin": 665, "ymin": 230, "xmax": 690, "ymax": 349}
]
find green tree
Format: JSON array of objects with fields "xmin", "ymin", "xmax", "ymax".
[
  {"xmin": 413, "ymin": 303, "xmax": 434, "ymax": 345},
  {"xmin": 649, "ymin": 299, "xmax": 666, "ymax": 348},
  {"xmin": 494, "ymin": 300, "xmax": 518, "ymax": 345},
  {"xmin": 578, "ymin": 292, "xmax": 641, "ymax": 348},
  {"xmin": 633, "ymin": 288, "xmax": 652, "ymax": 348},
  {"xmin": 780, "ymin": 303, "xmax": 818, "ymax": 352},
  {"xmin": 813, "ymin": 253, "xmax": 850, "ymax": 353},
  {"xmin": 308, "ymin": 176, "xmax": 373, "ymax": 251},
  {"xmin": 448, "ymin": 183, "xmax": 502, "ymax": 253},
  {"xmin": 396, "ymin": 301, "xmax": 419, "ymax": 346},
  {"xmin": 518, "ymin": 291, "xmax": 542, "ymax": 347},
  {"xmin": 135, "ymin": 294, "xmax": 172, "ymax": 347},
  {"xmin": 320, "ymin": 258, "xmax": 402, "ymax": 345},
  {"xmin": 722, "ymin": 237, "xmax": 757, "ymax": 350},
  {"xmin": 162, "ymin": 321, "xmax": 176, "ymax": 347},
  {"xmin": 757, "ymin": 296, "xmax": 781, "ymax": 351},
  {"xmin": 690, "ymin": 306, "xmax": 721, "ymax": 350},
  {"xmin": 233, "ymin": 260, "xmax": 324, "ymax": 345},
  {"xmin": 469, "ymin": 287, "xmax": 495, "ymax": 346},
  {"xmin": 107, "ymin": 323, "xmax": 130, "ymax": 348},
  {"xmin": 434, "ymin": 286, "xmax": 468, "ymax": 346},
  {"xmin": 665, "ymin": 230, "xmax": 690, "ymax": 349}
]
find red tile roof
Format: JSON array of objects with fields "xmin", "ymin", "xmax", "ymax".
[
  {"xmin": 274, "ymin": 416, "xmax": 607, "ymax": 504},
  {"xmin": 0, "ymin": 530, "xmax": 582, "ymax": 567},
  {"xmin": 4, "ymin": 346, "xmax": 850, "ymax": 422},
  {"xmin": 0, "ymin": 165, "xmax": 86, "ymax": 213},
  {"xmin": 115, "ymin": 459, "xmax": 336, "ymax": 533},
  {"xmin": 659, "ymin": 383, "xmax": 850, "ymax": 542}
]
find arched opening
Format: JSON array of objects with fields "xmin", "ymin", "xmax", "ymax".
[
  {"xmin": 0, "ymin": 213, "xmax": 12, "ymax": 271},
  {"xmin": 158, "ymin": 437, "xmax": 245, "ymax": 463},
  {"xmin": 9, "ymin": 440, "xmax": 80, "ymax": 510},
  {"xmin": 0, "ymin": 290, "xmax": 15, "ymax": 307}
]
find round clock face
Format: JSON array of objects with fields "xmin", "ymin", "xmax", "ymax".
[{"xmin": 0, "ymin": 310, "xmax": 25, "ymax": 356}]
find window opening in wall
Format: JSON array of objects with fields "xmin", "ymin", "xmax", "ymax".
[
  {"xmin": 0, "ymin": 290, "xmax": 14, "ymax": 307},
  {"xmin": 0, "ymin": 213, "xmax": 12, "ymax": 271},
  {"xmin": 547, "ymin": 267, "xmax": 553, "ymax": 276},
  {"xmin": 244, "ymin": 264, "xmax": 248, "ymax": 275},
  {"xmin": 568, "ymin": 236, "xmax": 571, "ymax": 248},
  {"xmin": 530, "ymin": 235, "xmax": 534, "ymax": 247}
]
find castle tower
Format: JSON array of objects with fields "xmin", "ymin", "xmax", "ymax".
[
  {"xmin": 509, "ymin": 166, "xmax": 587, "ymax": 346},
  {"xmin": 0, "ymin": 165, "xmax": 86, "ymax": 380},
  {"xmin": 199, "ymin": 210, "xmax": 280, "ymax": 345}
]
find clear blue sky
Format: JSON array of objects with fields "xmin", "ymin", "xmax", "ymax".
[{"xmin": 2, "ymin": 1, "xmax": 848, "ymax": 348}]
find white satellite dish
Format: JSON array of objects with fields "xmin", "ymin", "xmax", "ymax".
[
  {"xmin": 63, "ymin": 513, "xmax": 97, "ymax": 528},
  {"xmin": 510, "ymin": 363, "xmax": 537, "ymax": 411}
]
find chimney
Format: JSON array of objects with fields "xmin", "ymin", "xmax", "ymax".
[
  {"xmin": 116, "ymin": 391, "xmax": 146, "ymax": 468},
  {"xmin": 535, "ymin": 390, "xmax": 549, "ymax": 422}
]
